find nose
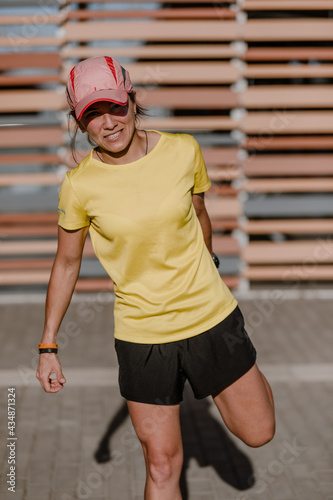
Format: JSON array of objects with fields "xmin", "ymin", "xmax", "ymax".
[{"xmin": 102, "ymin": 112, "xmax": 116, "ymax": 129}]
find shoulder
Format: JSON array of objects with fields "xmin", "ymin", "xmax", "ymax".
[
  {"xmin": 155, "ymin": 131, "xmax": 198, "ymax": 150},
  {"xmin": 66, "ymin": 150, "xmax": 94, "ymax": 183}
]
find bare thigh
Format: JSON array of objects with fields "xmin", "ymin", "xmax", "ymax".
[
  {"xmin": 213, "ymin": 363, "xmax": 275, "ymax": 447},
  {"xmin": 127, "ymin": 400, "xmax": 183, "ymax": 461}
]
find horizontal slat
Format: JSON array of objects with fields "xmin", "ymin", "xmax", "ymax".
[
  {"xmin": 0, "ymin": 37, "xmax": 61, "ymax": 47},
  {"xmin": 0, "ymin": 241, "xmax": 57, "ymax": 256},
  {"xmin": 0, "ymin": 239, "xmax": 95, "ymax": 257},
  {"xmin": 244, "ymin": 136, "xmax": 333, "ymax": 150},
  {"xmin": 205, "ymin": 196, "xmax": 242, "ymax": 219},
  {"xmin": 139, "ymin": 88, "xmax": 238, "ymax": 109},
  {"xmin": 0, "ymin": 213, "xmax": 58, "ymax": 238},
  {"xmin": 202, "ymin": 148, "xmax": 238, "ymax": 166},
  {"xmin": 67, "ymin": 8, "xmax": 236, "ymax": 20},
  {"xmin": 244, "ymin": 194, "xmax": 333, "ymax": 218},
  {"xmin": 243, "ymin": 219, "xmax": 333, "ymax": 235},
  {"xmin": 244, "ymin": 155, "xmax": 333, "ymax": 176},
  {"xmin": 0, "ymin": 0, "xmax": 59, "ymax": 5},
  {"xmin": 0, "ymin": 213, "xmax": 58, "ymax": 224},
  {"xmin": 0, "ymin": 14, "xmax": 64, "ymax": 24},
  {"xmin": 0, "ymin": 173, "xmax": 63, "ymax": 187},
  {"xmin": 244, "ymin": 20, "xmax": 333, "ymax": 41},
  {"xmin": 0, "ymin": 270, "xmax": 111, "ymax": 289},
  {"xmin": 208, "ymin": 166, "xmax": 240, "ymax": 182},
  {"xmin": 0, "ymin": 153, "xmax": 61, "ymax": 165},
  {"xmin": 61, "ymin": 44, "xmax": 240, "ymax": 60},
  {"xmin": 0, "ymin": 53, "xmax": 61, "ymax": 69},
  {"xmin": 242, "ymin": 265, "xmax": 333, "ymax": 281},
  {"xmin": 245, "ymin": 47, "xmax": 333, "ymax": 61},
  {"xmin": 64, "ymin": 20, "xmax": 333, "ymax": 43},
  {"xmin": 242, "ymin": 111, "xmax": 333, "ymax": 134},
  {"xmin": 0, "ymin": 127, "xmax": 64, "ymax": 148},
  {"xmin": 140, "ymin": 116, "xmax": 237, "ymax": 131},
  {"xmin": 208, "ymin": 185, "xmax": 238, "ymax": 196},
  {"xmin": 0, "ymin": 90, "xmax": 66, "ymax": 112},
  {"xmin": 243, "ymin": 178, "xmax": 333, "ymax": 192},
  {"xmin": 0, "ymin": 259, "xmax": 54, "ymax": 270},
  {"xmin": 0, "ymin": 270, "xmax": 52, "ymax": 286},
  {"xmin": 211, "ymin": 219, "xmax": 239, "ymax": 231},
  {"xmin": 212, "ymin": 235, "xmax": 239, "ymax": 255},
  {"xmin": 243, "ymin": 0, "xmax": 333, "ymax": 10},
  {"xmin": 65, "ymin": 0, "xmax": 237, "ymax": 4},
  {"xmin": 0, "ymin": 74, "xmax": 61, "ymax": 86},
  {"xmin": 243, "ymin": 241, "xmax": 333, "ymax": 264},
  {"xmin": 241, "ymin": 86, "xmax": 333, "ymax": 109},
  {"xmin": 63, "ymin": 61, "xmax": 240, "ymax": 85},
  {"xmin": 244, "ymin": 64, "xmax": 333, "ymax": 79},
  {"xmin": 0, "ymin": 226, "xmax": 57, "ymax": 237},
  {"xmin": 65, "ymin": 21, "xmax": 242, "ymax": 42}
]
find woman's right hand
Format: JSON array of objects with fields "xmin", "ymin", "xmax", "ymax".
[{"xmin": 36, "ymin": 354, "xmax": 66, "ymax": 393}]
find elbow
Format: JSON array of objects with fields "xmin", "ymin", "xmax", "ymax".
[{"xmin": 53, "ymin": 253, "xmax": 82, "ymax": 276}]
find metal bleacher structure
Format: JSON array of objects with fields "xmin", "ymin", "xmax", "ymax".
[{"xmin": 0, "ymin": 0, "xmax": 333, "ymax": 292}]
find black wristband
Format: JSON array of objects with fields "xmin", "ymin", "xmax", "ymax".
[
  {"xmin": 39, "ymin": 348, "xmax": 58, "ymax": 354},
  {"xmin": 212, "ymin": 252, "xmax": 220, "ymax": 269}
]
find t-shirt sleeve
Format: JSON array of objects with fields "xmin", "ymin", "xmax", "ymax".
[
  {"xmin": 191, "ymin": 137, "xmax": 211, "ymax": 194},
  {"xmin": 58, "ymin": 173, "xmax": 90, "ymax": 230}
]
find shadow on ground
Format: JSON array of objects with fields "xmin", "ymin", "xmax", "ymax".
[{"xmin": 94, "ymin": 385, "xmax": 253, "ymax": 499}]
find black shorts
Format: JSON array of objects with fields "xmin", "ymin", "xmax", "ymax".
[{"xmin": 115, "ymin": 306, "xmax": 257, "ymax": 405}]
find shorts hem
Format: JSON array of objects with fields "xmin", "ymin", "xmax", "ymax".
[
  {"xmin": 120, "ymin": 391, "xmax": 183, "ymax": 406},
  {"xmin": 192, "ymin": 355, "xmax": 257, "ymax": 400}
]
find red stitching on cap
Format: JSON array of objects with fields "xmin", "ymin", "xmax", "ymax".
[
  {"xmin": 104, "ymin": 56, "xmax": 117, "ymax": 84},
  {"xmin": 70, "ymin": 67, "xmax": 76, "ymax": 99}
]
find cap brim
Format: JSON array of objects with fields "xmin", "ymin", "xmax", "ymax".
[{"xmin": 76, "ymin": 90, "xmax": 129, "ymax": 120}]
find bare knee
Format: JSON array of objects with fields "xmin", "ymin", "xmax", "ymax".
[
  {"xmin": 146, "ymin": 450, "xmax": 183, "ymax": 486},
  {"xmin": 242, "ymin": 416, "xmax": 276, "ymax": 448}
]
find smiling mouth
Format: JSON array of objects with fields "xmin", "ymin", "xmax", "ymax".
[{"xmin": 105, "ymin": 130, "xmax": 123, "ymax": 141}]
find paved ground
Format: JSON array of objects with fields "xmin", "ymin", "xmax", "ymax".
[{"xmin": 0, "ymin": 290, "xmax": 333, "ymax": 500}]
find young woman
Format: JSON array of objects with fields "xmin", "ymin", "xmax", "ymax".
[{"xmin": 36, "ymin": 56, "xmax": 275, "ymax": 500}]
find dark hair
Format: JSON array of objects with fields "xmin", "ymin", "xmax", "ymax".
[{"xmin": 68, "ymin": 92, "xmax": 148, "ymax": 164}]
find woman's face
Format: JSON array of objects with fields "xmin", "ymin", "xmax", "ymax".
[{"xmin": 79, "ymin": 98, "xmax": 137, "ymax": 155}]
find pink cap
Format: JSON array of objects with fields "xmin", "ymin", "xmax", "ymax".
[{"xmin": 66, "ymin": 56, "xmax": 134, "ymax": 120}]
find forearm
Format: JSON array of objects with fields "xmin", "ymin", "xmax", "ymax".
[{"xmin": 41, "ymin": 258, "xmax": 81, "ymax": 343}]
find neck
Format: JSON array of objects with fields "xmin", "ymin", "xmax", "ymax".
[{"xmin": 96, "ymin": 129, "xmax": 147, "ymax": 165}]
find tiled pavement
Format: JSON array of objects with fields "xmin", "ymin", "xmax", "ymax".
[{"xmin": 1, "ymin": 290, "xmax": 333, "ymax": 500}]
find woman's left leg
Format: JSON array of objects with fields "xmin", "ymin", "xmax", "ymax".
[{"xmin": 213, "ymin": 363, "xmax": 275, "ymax": 448}]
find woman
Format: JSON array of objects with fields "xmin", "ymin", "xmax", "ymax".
[{"xmin": 37, "ymin": 56, "xmax": 275, "ymax": 500}]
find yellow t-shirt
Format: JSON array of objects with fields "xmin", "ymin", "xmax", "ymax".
[{"xmin": 58, "ymin": 131, "xmax": 237, "ymax": 343}]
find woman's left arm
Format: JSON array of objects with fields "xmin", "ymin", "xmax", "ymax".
[{"xmin": 192, "ymin": 192, "xmax": 212, "ymax": 255}]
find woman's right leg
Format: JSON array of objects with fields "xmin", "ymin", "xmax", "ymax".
[{"xmin": 127, "ymin": 400, "xmax": 183, "ymax": 500}]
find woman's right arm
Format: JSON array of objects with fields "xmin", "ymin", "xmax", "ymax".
[{"xmin": 36, "ymin": 225, "xmax": 89, "ymax": 393}]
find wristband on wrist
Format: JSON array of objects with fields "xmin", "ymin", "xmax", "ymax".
[{"xmin": 38, "ymin": 343, "xmax": 58, "ymax": 354}]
